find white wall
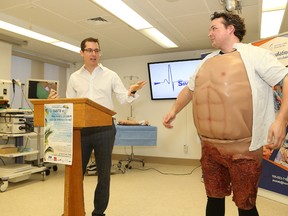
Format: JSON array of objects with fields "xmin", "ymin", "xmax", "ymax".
[
  {"xmin": 10, "ymin": 56, "xmax": 32, "ymax": 108},
  {"xmin": 0, "ymin": 41, "xmax": 12, "ymax": 79},
  {"xmin": 101, "ymin": 50, "xmax": 207, "ymax": 159},
  {"xmin": 6, "ymin": 48, "xmax": 207, "ymax": 160}
]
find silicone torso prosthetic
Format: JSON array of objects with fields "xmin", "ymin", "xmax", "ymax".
[
  {"xmin": 193, "ymin": 51, "xmax": 252, "ymax": 141},
  {"xmin": 193, "ymin": 51, "xmax": 262, "ymax": 209}
]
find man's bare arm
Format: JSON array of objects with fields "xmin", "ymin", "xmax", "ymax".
[
  {"xmin": 162, "ymin": 86, "xmax": 193, "ymax": 128},
  {"xmin": 268, "ymin": 75, "xmax": 288, "ymax": 149}
]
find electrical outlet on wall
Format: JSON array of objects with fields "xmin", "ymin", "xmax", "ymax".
[{"xmin": 184, "ymin": 144, "xmax": 188, "ymax": 153}]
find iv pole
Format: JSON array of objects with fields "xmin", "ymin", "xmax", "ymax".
[
  {"xmin": 120, "ymin": 75, "xmax": 144, "ymax": 170},
  {"xmin": 124, "ymin": 75, "xmax": 139, "ymax": 120}
]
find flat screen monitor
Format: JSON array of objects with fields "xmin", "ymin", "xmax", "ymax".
[
  {"xmin": 26, "ymin": 79, "xmax": 59, "ymax": 99},
  {"xmin": 147, "ymin": 58, "xmax": 202, "ymax": 100}
]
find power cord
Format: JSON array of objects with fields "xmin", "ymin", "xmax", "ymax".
[
  {"xmin": 0, "ymin": 157, "xmax": 5, "ymax": 165},
  {"xmin": 20, "ymin": 84, "xmax": 34, "ymax": 111},
  {"xmin": 132, "ymin": 164, "xmax": 201, "ymax": 176},
  {"xmin": 19, "ymin": 136, "xmax": 31, "ymax": 152},
  {"xmin": 5, "ymin": 136, "xmax": 10, "ymax": 144},
  {"xmin": 9, "ymin": 88, "xmax": 16, "ymax": 108}
]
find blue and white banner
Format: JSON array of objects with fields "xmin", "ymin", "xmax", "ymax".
[
  {"xmin": 253, "ymin": 33, "xmax": 288, "ymax": 196},
  {"xmin": 44, "ymin": 103, "xmax": 73, "ymax": 165}
]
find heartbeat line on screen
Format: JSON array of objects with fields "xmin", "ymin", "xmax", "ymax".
[{"xmin": 153, "ymin": 64, "xmax": 187, "ymax": 91}]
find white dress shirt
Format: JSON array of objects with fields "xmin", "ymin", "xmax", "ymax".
[
  {"xmin": 66, "ymin": 63, "xmax": 138, "ymax": 111},
  {"xmin": 188, "ymin": 43, "xmax": 288, "ymax": 151}
]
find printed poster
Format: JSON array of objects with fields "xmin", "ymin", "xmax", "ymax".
[
  {"xmin": 253, "ymin": 33, "xmax": 288, "ymax": 196},
  {"xmin": 44, "ymin": 103, "xmax": 73, "ymax": 165}
]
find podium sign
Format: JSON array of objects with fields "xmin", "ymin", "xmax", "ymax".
[
  {"xmin": 44, "ymin": 103, "xmax": 73, "ymax": 165},
  {"xmin": 31, "ymin": 98, "xmax": 116, "ymax": 216}
]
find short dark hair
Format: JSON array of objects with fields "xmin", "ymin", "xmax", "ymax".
[
  {"xmin": 211, "ymin": 12, "xmax": 246, "ymax": 41},
  {"xmin": 80, "ymin": 37, "xmax": 100, "ymax": 51}
]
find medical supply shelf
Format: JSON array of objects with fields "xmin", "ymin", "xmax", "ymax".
[
  {"xmin": 0, "ymin": 131, "xmax": 47, "ymax": 192},
  {"xmin": 0, "ymin": 150, "xmax": 39, "ymax": 158}
]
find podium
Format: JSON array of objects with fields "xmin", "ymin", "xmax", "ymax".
[{"xmin": 31, "ymin": 98, "xmax": 116, "ymax": 216}]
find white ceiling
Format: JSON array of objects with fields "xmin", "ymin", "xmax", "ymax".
[{"xmin": 0, "ymin": 0, "xmax": 287, "ymax": 64}]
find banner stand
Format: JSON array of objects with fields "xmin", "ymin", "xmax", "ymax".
[
  {"xmin": 253, "ymin": 32, "xmax": 288, "ymax": 203},
  {"xmin": 258, "ymin": 188, "xmax": 288, "ymax": 205}
]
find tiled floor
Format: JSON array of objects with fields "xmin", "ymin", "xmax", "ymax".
[{"xmin": 0, "ymin": 161, "xmax": 287, "ymax": 216}]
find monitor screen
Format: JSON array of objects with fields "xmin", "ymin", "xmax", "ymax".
[
  {"xmin": 26, "ymin": 79, "xmax": 59, "ymax": 99},
  {"xmin": 147, "ymin": 58, "xmax": 202, "ymax": 100}
]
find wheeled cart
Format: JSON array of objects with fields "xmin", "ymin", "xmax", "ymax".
[
  {"xmin": 0, "ymin": 164, "xmax": 47, "ymax": 192},
  {"xmin": 0, "ymin": 114, "xmax": 48, "ymax": 192}
]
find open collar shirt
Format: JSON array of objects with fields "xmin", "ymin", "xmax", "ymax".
[
  {"xmin": 188, "ymin": 43, "xmax": 288, "ymax": 151},
  {"xmin": 66, "ymin": 63, "xmax": 137, "ymax": 111}
]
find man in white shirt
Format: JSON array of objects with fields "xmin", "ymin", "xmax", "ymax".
[
  {"xmin": 50, "ymin": 37, "xmax": 146, "ymax": 216},
  {"xmin": 163, "ymin": 12, "xmax": 288, "ymax": 216}
]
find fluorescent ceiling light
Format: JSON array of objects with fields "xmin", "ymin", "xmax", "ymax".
[
  {"xmin": 91, "ymin": 0, "xmax": 152, "ymax": 30},
  {"xmin": 0, "ymin": 20, "xmax": 79, "ymax": 53},
  {"xmin": 262, "ymin": 0, "xmax": 288, "ymax": 10},
  {"xmin": 0, "ymin": 20, "xmax": 56, "ymax": 43},
  {"xmin": 91, "ymin": 0, "xmax": 178, "ymax": 48},
  {"xmin": 261, "ymin": 10, "xmax": 285, "ymax": 38},
  {"xmin": 52, "ymin": 41, "xmax": 80, "ymax": 53},
  {"xmin": 260, "ymin": 0, "xmax": 288, "ymax": 38},
  {"xmin": 141, "ymin": 28, "xmax": 178, "ymax": 48}
]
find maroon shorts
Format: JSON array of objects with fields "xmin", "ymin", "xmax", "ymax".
[{"xmin": 200, "ymin": 137, "xmax": 263, "ymax": 210}]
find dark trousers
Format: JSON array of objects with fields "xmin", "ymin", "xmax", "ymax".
[
  {"xmin": 206, "ymin": 197, "xmax": 259, "ymax": 216},
  {"xmin": 81, "ymin": 123, "xmax": 116, "ymax": 216}
]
